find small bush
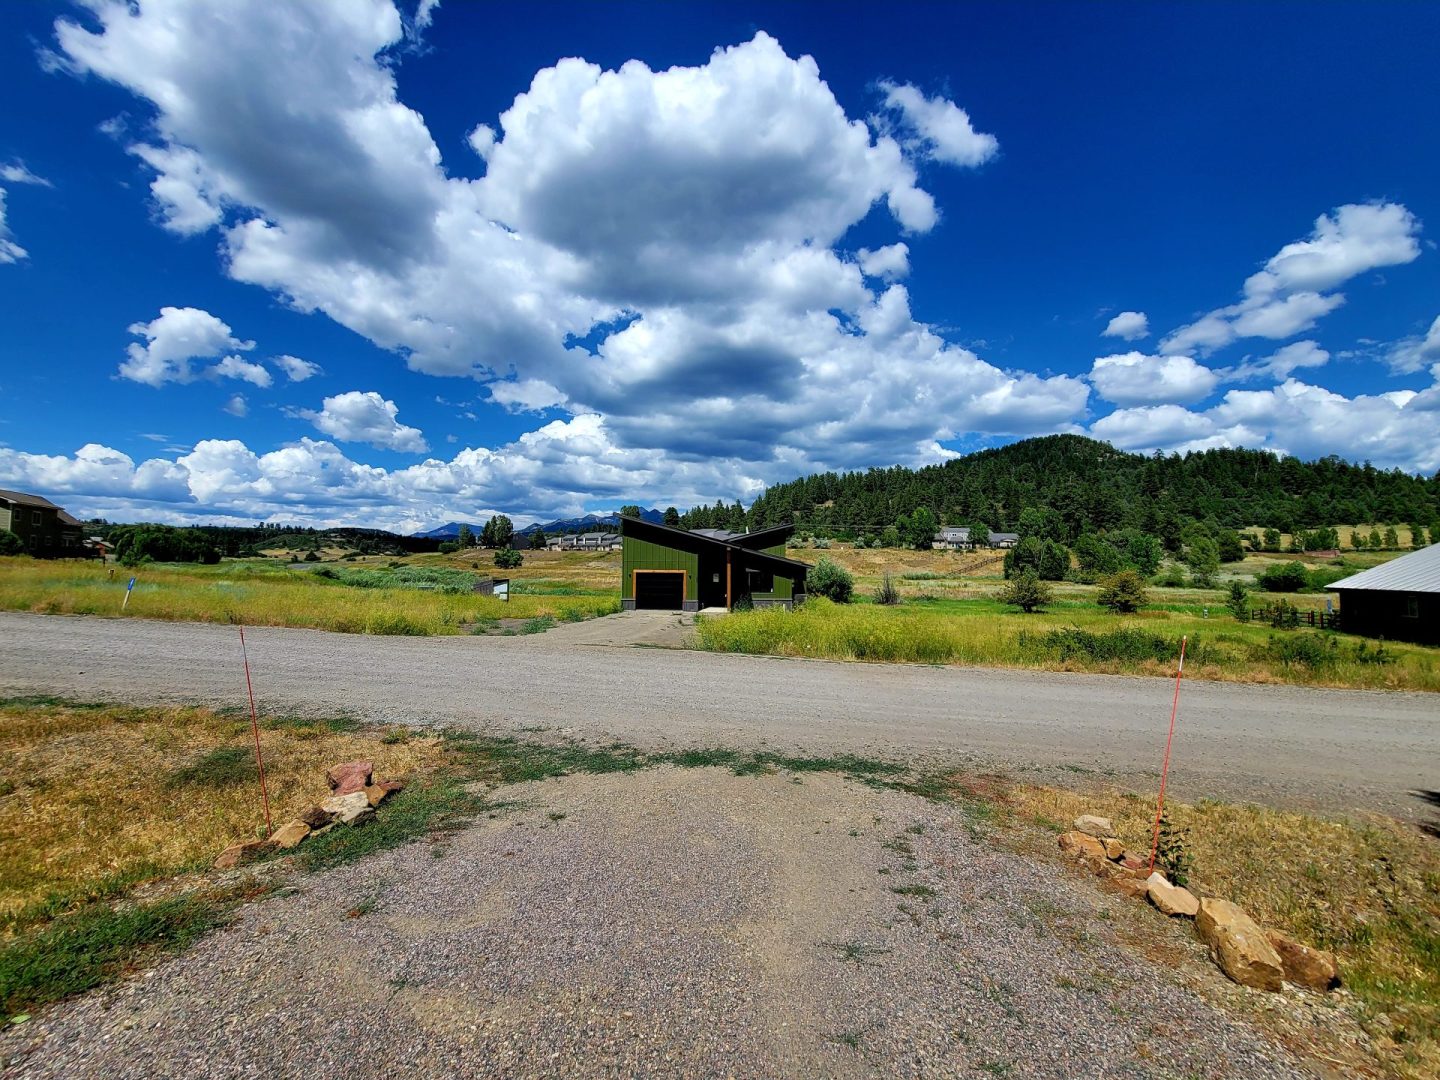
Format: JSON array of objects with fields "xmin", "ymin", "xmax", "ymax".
[
  {"xmin": 0, "ymin": 530, "xmax": 24, "ymax": 556},
  {"xmin": 1224, "ymin": 581, "xmax": 1250, "ymax": 622},
  {"xmin": 1155, "ymin": 811, "xmax": 1195, "ymax": 887},
  {"xmin": 1021, "ymin": 627, "xmax": 1184, "ymax": 664},
  {"xmin": 1097, "ymin": 569, "xmax": 1148, "ymax": 613},
  {"xmin": 1257, "ymin": 562, "xmax": 1309, "ymax": 593},
  {"xmin": 493, "ymin": 548, "xmax": 523, "ymax": 570},
  {"xmin": 806, "ymin": 557, "xmax": 853, "ymax": 603},
  {"xmin": 437, "ymin": 541, "xmax": 459, "ymax": 554},
  {"xmin": 997, "ymin": 570, "xmax": 1053, "ymax": 613},
  {"xmin": 874, "ymin": 573, "xmax": 901, "ymax": 606},
  {"xmin": 1265, "ymin": 634, "xmax": 1337, "ymax": 669}
]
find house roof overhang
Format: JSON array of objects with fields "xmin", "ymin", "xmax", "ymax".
[{"xmin": 619, "ymin": 516, "xmax": 810, "ymax": 574}]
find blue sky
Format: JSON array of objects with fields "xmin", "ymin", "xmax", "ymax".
[{"xmin": 1, "ymin": 1, "xmax": 1437, "ymax": 531}]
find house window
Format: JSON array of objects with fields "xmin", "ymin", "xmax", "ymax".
[
  {"xmin": 746, "ymin": 569, "xmax": 774, "ymax": 594},
  {"xmin": 1404, "ymin": 596, "xmax": 1419, "ymax": 619},
  {"xmin": 32, "ymin": 510, "xmax": 42, "ymax": 526}
]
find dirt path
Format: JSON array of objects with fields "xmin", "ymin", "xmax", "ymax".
[
  {"xmin": 0, "ymin": 612, "xmax": 1435, "ymax": 820},
  {"xmin": 0, "ymin": 768, "xmax": 1314, "ymax": 1078}
]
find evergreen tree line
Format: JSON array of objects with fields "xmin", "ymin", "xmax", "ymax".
[{"xmin": 737, "ymin": 435, "xmax": 1439, "ymax": 542}]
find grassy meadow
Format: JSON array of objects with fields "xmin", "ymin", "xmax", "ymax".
[
  {"xmin": 690, "ymin": 543, "xmax": 1440, "ymax": 690},
  {"xmin": 0, "ymin": 551, "xmax": 620, "ymax": 635}
]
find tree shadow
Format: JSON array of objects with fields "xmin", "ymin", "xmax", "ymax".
[{"xmin": 1409, "ymin": 790, "xmax": 1440, "ymax": 839}]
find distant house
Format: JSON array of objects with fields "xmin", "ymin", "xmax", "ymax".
[
  {"xmin": 0, "ymin": 489, "xmax": 86, "ymax": 556},
  {"xmin": 620, "ymin": 517, "xmax": 810, "ymax": 611},
  {"xmin": 1328, "ymin": 544, "xmax": 1440, "ymax": 645},
  {"xmin": 933, "ymin": 526, "xmax": 971, "ymax": 550},
  {"xmin": 932, "ymin": 527, "xmax": 1019, "ymax": 550}
]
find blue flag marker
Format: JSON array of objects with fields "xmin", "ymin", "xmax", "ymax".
[{"xmin": 123, "ymin": 576, "xmax": 136, "ymax": 611}]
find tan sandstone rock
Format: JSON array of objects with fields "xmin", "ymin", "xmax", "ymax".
[
  {"xmin": 270, "ymin": 820, "xmax": 311, "ymax": 850},
  {"xmin": 1058, "ymin": 831, "xmax": 1108, "ymax": 861},
  {"xmin": 214, "ymin": 838, "xmax": 276, "ymax": 870},
  {"xmin": 1074, "ymin": 815, "xmax": 1114, "ymax": 837},
  {"xmin": 1196, "ymin": 898, "xmax": 1284, "ymax": 991},
  {"xmin": 1266, "ymin": 931, "xmax": 1339, "ymax": 991},
  {"xmin": 321, "ymin": 790, "xmax": 374, "ymax": 826},
  {"xmin": 326, "ymin": 760, "xmax": 373, "ymax": 796},
  {"xmin": 1102, "ymin": 837, "xmax": 1125, "ymax": 860},
  {"xmin": 363, "ymin": 780, "xmax": 404, "ymax": 808},
  {"xmin": 1145, "ymin": 872, "xmax": 1199, "ymax": 917}
]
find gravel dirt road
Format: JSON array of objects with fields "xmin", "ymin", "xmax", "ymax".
[
  {"xmin": 0, "ymin": 612, "xmax": 1435, "ymax": 819},
  {"xmin": 0, "ymin": 768, "xmax": 1322, "ymax": 1079}
]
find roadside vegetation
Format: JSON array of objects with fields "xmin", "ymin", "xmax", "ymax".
[
  {"xmin": 2, "ymin": 695, "xmax": 1434, "ymax": 1076},
  {"xmin": 0, "ymin": 555, "xmax": 619, "ymax": 635},
  {"xmin": 992, "ymin": 781, "xmax": 1440, "ymax": 1080},
  {"xmin": 696, "ymin": 593, "xmax": 1440, "ymax": 690}
]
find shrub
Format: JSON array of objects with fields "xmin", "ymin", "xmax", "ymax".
[
  {"xmin": 1257, "ymin": 562, "xmax": 1309, "ymax": 593},
  {"xmin": 1224, "ymin": 581, "xmax": 1250, "ymax": 622},
  {"xmin": 874, "ymin": 573, "xmax": 901, "ymax": 606},
  {"xmin": 997, "ymin": 569, "xmax": 1052, "ymax": 613},
  {"xmin": 1020, "ymin": 627, "xmax": 1186, "ymax": 664},
  {"xmin": 493, "ymin": 548, "xmax": 523, "ymax": 570},
  {"xmin": 437, "ymin": 541, "xmax": 459, "ymax": 554},
  {"xmin": 1153, "ymin": 563, "xmax": 1187, "ymax": 588},
  {"xmin": 1097, "ymin": 569, "xmax": 1148, "ymax": 613},
  {"xmin": 806, "ymin": 557, "xmax": 853, "ymax": 603},
  {"xmin": 0, "ymin": 530, "xmax": 24, "ymax": 556},
  {"xmin": 1155, "ymin": 812, "xmax": 1195, "ymax": 887},
  {"xmin": 303, "ymin": 550, "xmax": 321, "ymax": 562},
  {"xmin": 1265, "ymin": 634, "xmax": 1336, "ymax": 669}
]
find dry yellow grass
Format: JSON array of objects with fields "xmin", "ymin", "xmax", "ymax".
[
  {"xmin": 1000, "ymin": 782, "xmax": 1440, "ymax": 1079},
  {"xmin": 0, "ymin": 699, "xmax": 448, "ymax": 925}
]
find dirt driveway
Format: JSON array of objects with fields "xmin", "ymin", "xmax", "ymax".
[
  {"xmin": 1, "ymin": 768, "xmax": 1315, "ymax": 1079},
  {"xmin": 533, "ymin": 608, "xmax": 698, "ymax": 647}
]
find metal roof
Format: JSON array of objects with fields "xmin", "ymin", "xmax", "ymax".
[
  {"xmin": 1327, "ymin": 543, "xmax": 1440, "ymax": 593},
  {"xmin": 690, "ymin": 528, "xmax": 740, "ymax": 541}
]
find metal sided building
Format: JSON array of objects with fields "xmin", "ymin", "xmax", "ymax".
[
  {"xmin": 1328, "ymin": 542, "xmax": 1440, "ymax": 645},
  {"xmin": 619, "ymin": 516, "xmax": 810, "ymax": 612}
]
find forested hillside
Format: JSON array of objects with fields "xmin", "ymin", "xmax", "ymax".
[{"xmin": 682, "ymin": 435, "xmax": 1439, "ymax": 542}]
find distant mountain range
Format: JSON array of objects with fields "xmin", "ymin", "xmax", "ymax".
[{"xmin": 411, "ymin": 508, "xmax": 664, "ymax": 539}]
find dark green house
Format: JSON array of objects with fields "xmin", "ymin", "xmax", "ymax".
[
  {"xmin": 0, "ymin": 489, "xmax": 85, "ymax": 556},
  {"xmin": 620, "ymin": 516, "xmax": 810, "ymax": 611}
]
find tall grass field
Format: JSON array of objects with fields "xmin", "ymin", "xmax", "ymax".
[
  {"xmin": 695, "ymin": 595, "xmax": 1440, "ymax": 690},
  {"xmin": 0, "ymin": 558, "xmax": 619, "ymax": 636}
]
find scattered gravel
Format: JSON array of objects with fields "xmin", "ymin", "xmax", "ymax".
[{"xmin": 2, "ymin": 767, "xmax": 1314, "ymax": 1079}]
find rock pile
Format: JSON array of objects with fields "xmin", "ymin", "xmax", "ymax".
[
  {"xmin": 214, "ymin": 760, "xmax": 404, "ymax": 870},
  {"xmin": 1056, "ymin": 813, "xmax": 1339, "ymax": 994}
]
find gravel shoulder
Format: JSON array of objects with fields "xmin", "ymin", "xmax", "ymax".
[
  {"xmin": 1, "ymin": 612, "xmax": 1435, "ymax": 820},
  {"xmin": 0, "ymin": 767, "xmax": 1320, "ymax": 1079}
]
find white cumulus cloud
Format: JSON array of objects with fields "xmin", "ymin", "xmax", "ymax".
[
  {"xmin": 1089, "ymin": 352, "xmax": 1219, "ymax": 406},
  {"xmin": 857, "ymin": 243, "xmax": 910, "ymax": 280},
  {"xmin": 876, "ymin": 81, "xmax": 999, "ymax": 168},
  {"xmin": 1090, "ymin": 371, "xmax": 1440, "ymax": 474},
  {"xmin": 119, "ymin": 306, "xmax": 255, "ymax": 387},
  {"xmin": 1162, "ymin": 202, "xmax": 1420, "ymax": 356},
  {"xmin": 1386, "ymin": 315, "xmax": 1440, "ymax": 375},
  {"xmin": 273, "ymin": 354, "xmax": 323, "ymax": 382},
  {"xmin": 298, "ymin": 390, "xmax": 428, "ymax": 453},
  {"xmin": 212, "ymin": 354, "xmax": 272, "ymax": 387},
  {"xmin": 1101, "ymin": 311, "xmax": 1149, "ymax": 341},
  {"xmin": 222, "ymin": 393, "xmax": 248, "ymax": 417}
]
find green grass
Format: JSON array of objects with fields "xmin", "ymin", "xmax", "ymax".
[
  {"xmin": 0, "ymin": 556, "xmax": 620, "ymax": 636},
  {"xmin": 0, "ymin": 890, "xmax": 242, "ymax": 1018},
  {"xmin": 693, "ymin": 595, "xmax": 1440, "ymax": 690},
  {"xmin": 166, "ymin": 746, "xmax": 258, "ymax": 788}
]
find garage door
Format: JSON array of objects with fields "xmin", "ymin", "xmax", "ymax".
[{"xmin": 634, "ymin": 571, "xmax": 685, "ymax": 610}]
